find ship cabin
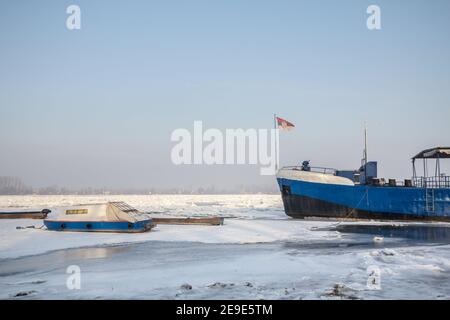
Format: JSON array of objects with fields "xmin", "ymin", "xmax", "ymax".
[{"xmin": 412, "ymin": 147, "xmax": 450, "ymax": 189}]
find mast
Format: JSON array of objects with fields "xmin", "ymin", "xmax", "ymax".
[
  {"xmin": 274, "ymin": 113, "xmax": 278, "ymax": 172},
  {"xmin": 364, "ymin": 124, "xmax": 368, "ymax": 184}
]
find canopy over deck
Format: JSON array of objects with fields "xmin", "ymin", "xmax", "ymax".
[
  {"xmin": 49, "ymin": 202, "xmax": 150, "ymax": 223},
  {"xmin": 412, "ymin": 147, "xmax": 450, "ymax": 160}
]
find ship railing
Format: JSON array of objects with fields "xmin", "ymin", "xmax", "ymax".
[
  {"xmin": 413, "ymin": 176, "xmax": 450, "ymax": 189},
  {"xmin": 282, "ymin": 166, "xmax": 337, "ymax": 175}
]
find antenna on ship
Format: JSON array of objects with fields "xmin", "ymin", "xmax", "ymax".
[
  {"xmin": 274, "ymin": 113, "xmax": 279, "ymax": 172},
  {"xmin": 364, "ymin": 122, "xmax": 368, "ymax": 184}
]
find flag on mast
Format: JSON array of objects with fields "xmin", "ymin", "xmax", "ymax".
[
  {"xmin": 276, "ymin": 116, "xmax": 295, "ymax": 130},
  {"xmin": 273, "ymin": 114, "xmax": 295, "ymax": 173}
]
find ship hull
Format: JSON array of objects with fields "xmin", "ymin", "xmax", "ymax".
[
  {"xmin": 277, "ymin": 175, "xmax": 450, "ymax": 221},
  {"xmin": 281, "ymin": 193, "xmax": 450, "ymax": 221},
  {"xmin": 44, "ymin": 219, "xmax": 156, "ymax": 233}
]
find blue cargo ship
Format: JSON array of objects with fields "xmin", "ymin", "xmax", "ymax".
[{"xmin": 276, "ymin": 146, "xmax": 450, "ymax": 221}]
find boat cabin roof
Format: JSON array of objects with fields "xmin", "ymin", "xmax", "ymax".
[{"xmin": 413, "ymin": 147, "xmax": 450, "ymax": 159}]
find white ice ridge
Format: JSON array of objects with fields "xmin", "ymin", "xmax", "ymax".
[{"xmin": 0, "ymin": 218, "xmax": 342, "ymax": 259}]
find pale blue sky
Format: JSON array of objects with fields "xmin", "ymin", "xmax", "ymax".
[{"xmin": 1, "ymin": 0, "xmax": 449, "ymax": 190}]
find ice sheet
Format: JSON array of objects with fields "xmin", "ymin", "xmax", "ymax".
[
  {"xmin": 1, "ymin": 195, "xmax": 450, "ymax": 300},
  {"xmin": 0, "ymin": 217, "xmax": 343, "ymax": 259}
]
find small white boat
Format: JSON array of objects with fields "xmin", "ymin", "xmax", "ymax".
[{"xmin": 44, "ymin": 202, "xmax": 155, "ymax": 233}]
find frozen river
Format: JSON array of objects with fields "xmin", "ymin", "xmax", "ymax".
[{"xmin": 1, "ymin": 195, "xmax": 450, "ymax": 299}]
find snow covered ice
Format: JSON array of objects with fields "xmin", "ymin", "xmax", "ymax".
[{"xmin": 1, "ymin": 195, "xmax": 450, "ymax": 299}]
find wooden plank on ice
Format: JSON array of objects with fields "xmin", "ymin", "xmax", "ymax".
[
  {"xmin": 0, "ymin": 209, "xmax": 51, "ymax": 219},
  {"xmin": 151, "ymin": 216, "xmax": 224, "ymax": 226}
]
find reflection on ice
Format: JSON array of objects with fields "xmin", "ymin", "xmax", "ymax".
[
  {"xmin": 333, "ymin": 224, "xmax": 450, "ymax": 243},
  {"xmin": 2, "ymin": 240, "xmax": 450, "ymax": 300}
]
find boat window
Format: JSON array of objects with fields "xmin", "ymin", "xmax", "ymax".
[{"xmin": 66, "ymin": 209, "xmax": 88, "ymax": 215}]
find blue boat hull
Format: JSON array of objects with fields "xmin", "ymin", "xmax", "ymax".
[
  {"xmin": 44, "ymin": 219, "xmax": 155, "ymax": 233},
  {"xmin": 277, "ymin": 178, "xmax": 450, "ymax": 221}
]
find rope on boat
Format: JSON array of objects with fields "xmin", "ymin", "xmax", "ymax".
[
  {"xmin": 329, "ymin": 186, "xmax": 370, "ymax": 227},
  {"xmin": 310, "ymin": 186, "xmax": 370, "ymax": 230}
]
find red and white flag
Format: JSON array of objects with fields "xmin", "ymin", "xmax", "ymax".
[{"xmin": 276, "ymin": 116, "xmax": 295, "ymax": 131}]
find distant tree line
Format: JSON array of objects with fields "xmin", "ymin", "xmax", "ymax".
[
  {"xmin": 0, "ymin": 176, "xmax": 278, "ymax": 195},
  {"xmin": 0, "ymin": 177, "xmax": 33, "ymax": 195}
]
